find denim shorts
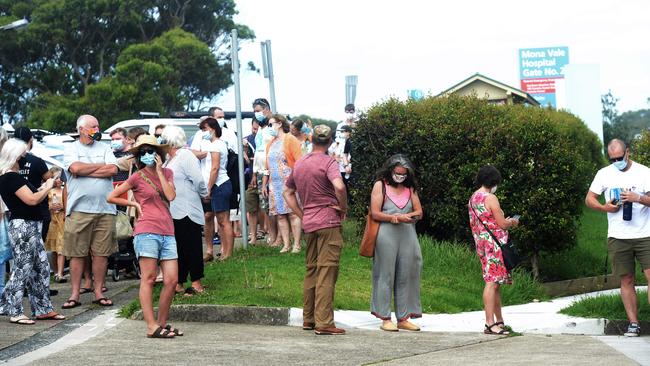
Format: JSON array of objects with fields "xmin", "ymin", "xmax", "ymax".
[
  {"xmin": 134, "ymin": 233, "xmax": 178, "ymax": 260},
  {"xmin": 211, "ymin": 180, "xmax": 232, "ymax": 213}
]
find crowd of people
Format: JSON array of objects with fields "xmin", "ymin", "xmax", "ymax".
[{"xmin": 0, "ymin": 99, "xmax": 644, "ymax": 339}]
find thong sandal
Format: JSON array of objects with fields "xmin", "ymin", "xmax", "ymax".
[
  {"xmin": 92, "ymin": 297, "xmax": 113, "ymax": 307},
  {"xmin": 484, "ymin": 323, "xmax": 510, "ymax": 335},
  {"xmin": 10, "ymin": 315, "xmax": 35, "ymax": 325},
  {"xmin": 79, "ymin": 287, "xmax": 93, "ymax": 294},
  {"xmin": 36, "ymin": 311, "xmax": 66, "ymax": 320},
  {"xmin": 147, "ymin": 326, "xmax": 175, "ymax": 339},
  {"xmin": 62, "ymin": 299, "xmax": 82, "ymax": 309},
  {"xmin": 164, "ymin": 324, "xmax": 184, "ymax": 336}
]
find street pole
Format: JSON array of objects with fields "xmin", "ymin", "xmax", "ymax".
[
  {"xmin": 261, "ymin": 40, "xmax": 277, "ymax": 113},
  {"xmin": 231, "ymin": 29, "xmax": 248, "ymax": 249}
]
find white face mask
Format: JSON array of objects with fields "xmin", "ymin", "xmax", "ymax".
[
  {"xmin": 392, "ymin": 173, "xmax": 407, "ymax": 183},
  {"xmin": 217, "ymin": 118, "xmax": 226, "ymax": 128},
  {"xmin": 490, "ymin": 186, "xmax": 497, "ymax": 194}
]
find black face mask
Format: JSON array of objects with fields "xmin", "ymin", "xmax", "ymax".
[
  {"xmin": 90, "ymin": 132, "xmax": 102, "ymax": 141},
  {"xmin": 258, "ymin": 120, "xmax": 268, "ymax": 127}
]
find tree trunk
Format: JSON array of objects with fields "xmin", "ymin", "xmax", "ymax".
[{"xmin": 531, "ymin": 252, "xmax": 540, "ymax": 280}]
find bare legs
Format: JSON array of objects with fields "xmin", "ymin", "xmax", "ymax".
[
  {"xmin": 483, "ymin": 282, "xmax": 507, "ymax": 333},
  {"xmin": 216, "ymin": 211, "xmax": 233, "ymax": 260},
  {"xmin": 139, "ymin": 257, "xmax": 178, "ymax": 335},
  {"xmin": 289, "ymin": 213, "xmax": 302, "ymax": 252},
  {"xmin": 203, "ymin": 212, "xmax": 215, "ymax": 259},
  {"xmin": 277, "ymin": 215, "xmax": 291, "ymax": 252}
]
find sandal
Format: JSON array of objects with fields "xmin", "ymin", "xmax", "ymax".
[
  {"xmin": 147, "ymin": 326, "xmax": 175, "ymax": 339},
  {"xmin": 10, "ymin": 315, "xmax": 35, "ymax": 325},
  {"xmin": 484, "ymin": 323, "xmax": 510, "ymax": 335},
  {"xmin": 53, "ymin": 274, "xmax": 67, "ymax": 283},
  {"xmin": 36, "ymin": 311, "xmax": 66, "ymax": 320},
  {"xmin": 184, "ymin": 287, "xmax": 204, "ymax": 297},
  {"xmin": 92, "ymin": 297, "xmax": 113, "ymax": 307},
  {"xmin": 79, "ymin": 287, "xmax": 93, "ymax": 294},
  {"xmin": 203, "ymin": 253, "xmax": 214, "ymax": 263},
  {"xmin": 62, "ymin": 299, "xmax": 82, "ymax": 309},
  {"xmin": 164, "ymin": 324, "xmax": 184, "ymax": 336}
]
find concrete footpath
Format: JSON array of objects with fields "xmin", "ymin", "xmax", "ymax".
[{"xmin": 8, "ymin": 317, "xmax": 643, "ymax": 366}]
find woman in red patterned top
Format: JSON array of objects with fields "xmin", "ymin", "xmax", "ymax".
[{"xmin": 468, "ymin": 165, "xmax": 519, "ymax": 335}]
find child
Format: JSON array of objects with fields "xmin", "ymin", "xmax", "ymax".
[{"xmin": 45, "ymin": 167, "xmax": 66, "ymax": 283}]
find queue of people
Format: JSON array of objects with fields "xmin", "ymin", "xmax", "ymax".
[{"xmin": 1, "ymin": 101, "xmax": 646, "ymax": 341}]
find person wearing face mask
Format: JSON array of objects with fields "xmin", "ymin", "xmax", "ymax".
[
  {"xmin": 262, "ymin": 114, "xmax": 303, "ymax": 253},
  {"xmin": 290, "ymin": 118, "xmax": 313, "ymax": 155},
  {"xmin": 110, "ymin": 128, "xmax": 132, "ymax": 182},
  {"xmin": 0, "ymin": 139, "xmax": 64, "ymax": 325},
  {"xmin": 62, "ymin": 115, "xmax": 118, "ymax": 310},
  {"xmin": 468, "ymin": 165, "xmax": 519, "ymax": 336},
  {"xmin": 108, "ymin": 135, "xmax": 179, "ymax": 338},
  {"xmin": 369, "ymin": 154, "xmax": 423, "ymax": 332},
  {"xmin": 252, "ymin": 98, "xmax": 275, "ymax": 244},
  {"xmin": 585, "ymin": 138, "xmax": 650, "ymax": 337}
]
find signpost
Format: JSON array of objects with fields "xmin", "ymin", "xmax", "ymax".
[
  {"xmin": 519, "ymin": 46, "xmax": 569, "ymax": 108},
  {"xmin": 231, "ymin": 29, "xmax": 248, "ymax": 249}
]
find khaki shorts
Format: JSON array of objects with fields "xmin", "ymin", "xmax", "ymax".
[
  {"xmin": 245, "ymin": 186, "xmax": 259, "ymax": 213},
  {"xmin": 607, "ymin": 237, "xmax": 650, "ymax": 276},
  {"xmin": 63, "ymin": 212, "xmax": 118, "ymax": 257}
]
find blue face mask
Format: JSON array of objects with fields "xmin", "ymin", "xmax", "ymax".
[
  {"xmin": 269, "ymin": 127, "xmax": 278, "ymax": 137},
  {"xmin": 110, "ymin": 140, "xmax": 123, "ymax": 151},
  {"xmin": 202, "ymin": 131, "xmax": 212, "ymax": 140},
  {"xmin": 301, "ymin": 126, "xmax": 312, "ymax": 134},
  {"xmin": 156, "ymin": 136, "xmax": 164, "ymax": 145},
  {"xmin": 140, "ymin": 152, "xmax": 156, "ymax": 167},
  {"xmin": 255, "ymin": 112, "xmax": 266, "ymax": 122},
  {"xmin": 613, "ymin": 159, "xmax": 627, "ymax": 171}
]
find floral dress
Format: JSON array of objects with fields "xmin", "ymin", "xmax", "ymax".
[
  {"xmin": 267, "ymin": 139, "xmax": 293, "ymax": 216},
  {"xmin": 468, "ymin": 191, "xmax": 512, "ymax": 284}
]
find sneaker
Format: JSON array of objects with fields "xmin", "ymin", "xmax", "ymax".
[
  {"xmin": 212, "ymin": 234, "xmax": 221, "ymax": 245},
  {"xmin": 624, "ymin": 322, "xmax": 640, "ymax": 337}
]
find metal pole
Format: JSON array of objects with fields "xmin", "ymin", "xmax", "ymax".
[
  {"xmin": 231, "ymin": 29, "xmax": 248, "ymax": 249},
  {"xmin": 263, "ymin": 40, "xmax": 277, "ymax": 113}
]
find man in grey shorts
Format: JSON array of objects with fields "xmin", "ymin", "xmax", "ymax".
[
  {"xmin": 585, "ymin": 138, "xmax": 650, "ymax": 337},
  {"xmin": 62, "ymin": 115, "xmax": 118, "ymax": 309}
]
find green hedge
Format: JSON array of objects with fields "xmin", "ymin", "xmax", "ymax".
[
  {"xmin": 632, "ymin": 130, "xmax": 650, "ymax": 166},
  {"xmin": 350, "ymin": 96, "xmax": 603, "ymax": 273}
]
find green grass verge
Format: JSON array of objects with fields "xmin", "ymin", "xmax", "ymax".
[
  {"xmin": 120, "ymin": 220, "xmax": 547, "ymax": 318},
  {"xmin": 560, "ymin": 290, "xmax": 650, "ymax": 319}
]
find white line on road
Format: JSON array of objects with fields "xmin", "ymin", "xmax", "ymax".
[{"xmin": 4, "ymin": 309, "xmax": 123, "ymax": 366}]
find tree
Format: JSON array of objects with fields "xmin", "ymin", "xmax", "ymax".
[
  {"xmin": 602, "ymin": 89, "xmax": 619, "ymax": 143},
  {"xmin": 0, "ymin": 0, "xmax": 254, "ymax": 124}
]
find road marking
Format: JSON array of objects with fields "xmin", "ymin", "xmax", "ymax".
[{"xmin": 4, "ymin": 309, "xmax": 123, "ymax": 366}]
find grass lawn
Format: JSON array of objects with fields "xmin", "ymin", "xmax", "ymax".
[
  {"xmin": 560, "ymin": 290, "xmax": 650, "ymax": 319},
  {"xmin": 539, "ymin": 204, "xmax": 648, "ymax": 283},
  {"xmin": 121, "ymin": 220, "xmax": 547, "ymax": 317}
]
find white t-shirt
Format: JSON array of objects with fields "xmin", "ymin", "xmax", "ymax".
[
  {"xmin": 220, "ymin": 127, "xmax": 239, "ymax": 154},
  {"xmin": 190, "ymin": 131, "xmax": 213, "ymax": 185},
  {"xmin": 589, "ymin": 161, "xmax": 650, "ymax": 239},
  {"xmin": 211, "ymin": 139, "xmax": 229, "ymax": 187},
  {"xmin": 253, "ymin": 126, "xmax": 274, "ymax": 175}
]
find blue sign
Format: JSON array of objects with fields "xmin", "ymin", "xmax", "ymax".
[
  {"xmin": 531, "ymin": 93, "xmax": 556, "ymax": 108},
  {"xmin": 519, "ymin": 47, "xmax": 569, "ymax": 80},
  {"xmin": 408, "ymin": 89, "xmax": 424, "ymax": 101}
]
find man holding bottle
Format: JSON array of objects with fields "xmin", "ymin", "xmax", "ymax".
[{"xmin": 585, "ymin": 138, "xmax": 650, "ymax": 337}]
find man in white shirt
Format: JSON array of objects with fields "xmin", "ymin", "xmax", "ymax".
[{"xmin": 585, "ymin": 138, "xmax": 650, "ymax": 337}]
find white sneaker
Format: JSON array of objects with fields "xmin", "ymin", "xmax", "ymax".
[{"xmin": 624, "ymin": 323, "xmax": 640, "ymax": 337}]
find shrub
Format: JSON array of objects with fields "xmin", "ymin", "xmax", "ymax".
[
  {"xmin": 631, "ymin": 129, "xmax": 650, "ymax": 166},
  {"xmin": 350, "ymin": 96, "xmax": 603, "ymax": 277}
]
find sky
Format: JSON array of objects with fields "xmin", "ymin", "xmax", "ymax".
[{"xmin": 214, "ymin": 0, "xmax": 650, "ymax": 121}]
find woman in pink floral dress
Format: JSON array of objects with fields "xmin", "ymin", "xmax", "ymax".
[{"xmin": 468, "ymin": 165, "xmax": 519, "ymax": 335}]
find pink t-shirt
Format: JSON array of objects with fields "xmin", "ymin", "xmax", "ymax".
[
  {"xmin": 286, "ymin": 152, "xmax": 342, "ymax": 233},
  {"xmin": 126, "ymin": 168, "xmax": 175, "ymax": 236}
]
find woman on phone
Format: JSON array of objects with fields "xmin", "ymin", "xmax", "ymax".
[
  {"xmin": 107, "ymin": 135, "xmax": 179, "ymax": 338},
  {"xmin": 468, "ymin": 165, "xmax": 519, "ymax": 335},
  {"xmin": 370, "ymin": 154, "xmax": 423, "ymax": 332}
]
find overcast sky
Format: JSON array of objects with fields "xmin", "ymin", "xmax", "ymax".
[{"xmin": 214, "ymin": 0, "xmax": 650, "ymax": 120}]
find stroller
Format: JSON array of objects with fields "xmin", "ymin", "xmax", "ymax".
[{"xmin": 108, "ymin": 237, "xmax": 141, "ymax": 281}]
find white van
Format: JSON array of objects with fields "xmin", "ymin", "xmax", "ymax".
[{"xmin": 104, "ymin": 118, "xmax": 202, "ymax": 138}]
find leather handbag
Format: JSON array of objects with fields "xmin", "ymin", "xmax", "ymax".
[
  {"xmin": 359, "ymin": 183, "xmax": 386, "ymax": 258},
  {"xmin": 469, "ymin": 204, "xmax": 521, "ymax": 271},
  {"xmin": 115, "ymin": 211, "xmax": 133, "ymax": 241}
]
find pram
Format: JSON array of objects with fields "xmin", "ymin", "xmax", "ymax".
[{"xmin": 108, "ymin": 237, "xmax": 140, "ymax": 282}]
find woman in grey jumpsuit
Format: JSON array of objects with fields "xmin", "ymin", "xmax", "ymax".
[{"xmin": 370, "ymin": 155, "xmax": 423, "ymax": 332}]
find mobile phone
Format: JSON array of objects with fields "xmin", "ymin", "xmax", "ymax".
[
  {"xmin": 611, "ymin": 198, "xmax": 620, "ymax": 206},
  {"xmin": 511, "ymin": 215, "xmax": 521, "ymax": 221}
]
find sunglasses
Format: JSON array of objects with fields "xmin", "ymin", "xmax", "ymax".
[
  {"xmin": 253, "ymin": 98, "xmax": 270, "ymax": 108},
  {"xmin": 609, "ymin": 155, "xmax": 625, "ymax": 163},
  {"xmin": 138, "ymin": 148, "xmax": 156, "ymax": 156}
]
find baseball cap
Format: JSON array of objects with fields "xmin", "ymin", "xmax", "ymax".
[
  {"xmin": 313, "ymin": 124, "xmax": 332, "ymax": 144},
  {"xmin": 13, "ymin": 126, "xmax": 33, "ymax": 143},
  {"xmin": 340, "ymin": 125, "xmax": 352, "ymax": 133}
]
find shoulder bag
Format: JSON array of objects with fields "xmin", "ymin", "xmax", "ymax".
[
  {"xmin": 359, "ymin": 183, "xmax": 386, "ymax": 258},
  {"xmin": 0, "ymin": 199, "xmax": 13, "ymax": 263},
  {"xmin": 469, "ymin": 203, "xmax": 521, "ymax": 271}
]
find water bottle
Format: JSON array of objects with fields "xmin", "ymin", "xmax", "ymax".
[
  {"xmin": 622, "ymin": 188, "xmax": 633, "ymax": 221},
  {"xmin": 623, "ymin": 201, "xmax": 633, "ymax": 221}
]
